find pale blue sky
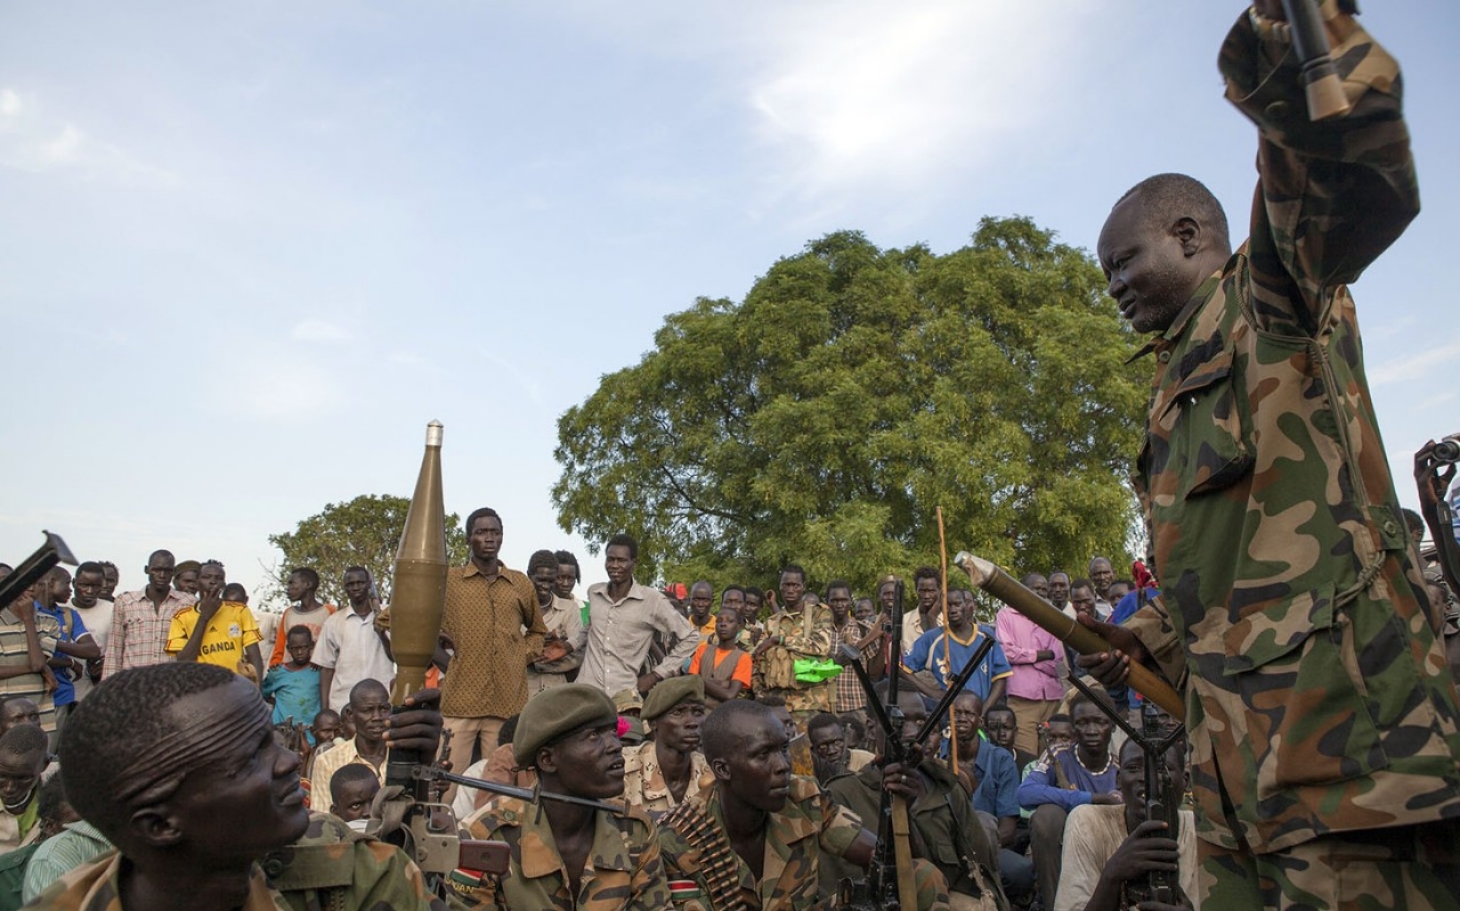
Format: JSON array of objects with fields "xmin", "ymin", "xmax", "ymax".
[{"xmin": 3, "ymin": 2, "xmax": 1456, "ymax": 604}]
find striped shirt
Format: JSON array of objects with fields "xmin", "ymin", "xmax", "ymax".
[
  {"xmin": 0, "ymin": 606, "xmax": 59, "ymax": 733},
  {"xmin": 101, "ymin": 588, "xmax": 195, "ymax": 677}
]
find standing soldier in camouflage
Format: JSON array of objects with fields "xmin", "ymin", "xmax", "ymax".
[
  {"xmin": 1080, "ymin": 4, "xmax": 1460, "ymax": 908},
  {"xmin": 752, "ymin": 565, "xmax": 837, "ymax": 726},
  {"xmin": 459, "ymin": 684, "xmax": 671, "ymax": 910}
]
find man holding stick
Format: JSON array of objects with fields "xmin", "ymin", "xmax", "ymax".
[{"xmin": 1078, "ymin": 3, "xmax": 1460, "ymax": 908}]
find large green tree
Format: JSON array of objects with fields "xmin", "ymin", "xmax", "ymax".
[
  {"xmin": 553, "ymin": 217, "xmax": 1148, "ymax": 599},
  {"xmin": 266, "ymin": 494, "xmax": 469, "ymax": 608}
]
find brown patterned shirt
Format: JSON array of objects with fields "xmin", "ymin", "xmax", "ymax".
[{"xmin": 441, "ymin": 563, "xmax": 547, "ymax": 718}]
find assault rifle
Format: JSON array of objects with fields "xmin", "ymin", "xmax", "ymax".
[
  {"xmin": 1067, "ymin": 675, "xmax": 1185, "ymax": 906},
  {"xmin": 835, "ymin": 580, "xmax": 997, "ymax": 911}
]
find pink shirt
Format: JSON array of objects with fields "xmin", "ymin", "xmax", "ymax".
[{"xmin": 994, "ymin": 606, "xmax": 1064, "ymax": 701}]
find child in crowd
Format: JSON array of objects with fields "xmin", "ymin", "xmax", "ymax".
[
  {"xmin": 262, "ymin": 626, "xmax": 323, "ymax": 744},
  {"xmin": 268, "ymin": 567, "xmax": 336, "ymax": 667},
  {"xmin": 328, "ymin": 764, "xmax": 381, "ymax": 830}
]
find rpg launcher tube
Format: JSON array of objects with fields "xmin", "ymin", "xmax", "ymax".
[
  {"xmin": 954, "ymin": 551, "xmax": 1186, "ymax": 721},
  {"xmin": 389, "ymin": 420, "xmax": 449, "ymax": 706}
]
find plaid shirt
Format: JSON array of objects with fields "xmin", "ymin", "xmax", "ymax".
[
  {"xmin": 102, "ymin": 588, "xmax": 194, "ymax": 677},
  {"xmin": 829, "ymin": 617, "xmax": 875, "ymax": 713}
]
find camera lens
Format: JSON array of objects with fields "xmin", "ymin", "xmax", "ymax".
[{"xmin": 1435, "ymin": 440, "xmax": 1460, "ymax": 463}]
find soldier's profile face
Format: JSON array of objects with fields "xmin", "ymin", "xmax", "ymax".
[
  {"xmin": 1098, "ymin": 196, "xmax": 1200, "ymax": 335},
  {"xmin": 546, "ymin": 722, "xmax": 625, "ymax": 800},
  {"xmin": 722, "ymin": 713, "xmax": 791, "ymax": 812}
]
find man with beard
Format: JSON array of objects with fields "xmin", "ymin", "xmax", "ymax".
[
  {"xmin": 1018, "ymin": 695, "xmax": 1120, "ymax": 910},
  {"xmin": 658, "ymin": 700, "xmax": 955, "ymax": 910},
  {"xmin": 1055, "ymin": 737, "xmax": 1196, "ymax": 911},
  {"xmin": 823, "ymin": 687, "xmax": 1006, "ymax": 911},
  {"xmin": 460, "ymin": 684, "xmax": 670, "ymax": 909},
  {"xmin": 27, "ymin": 662, "xmax": 444, "ymax": 910},
  {"xmin": 623, "ymin": 676, "xmax": 715, "ymax": 816}
]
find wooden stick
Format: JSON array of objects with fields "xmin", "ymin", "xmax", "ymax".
[{"xmin": 936, "ymin": 506, "xmax": 957, "ymax": 771}]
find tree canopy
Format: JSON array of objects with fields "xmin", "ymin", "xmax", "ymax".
[
  {"xmin": 553, "ymin": 216, "xmax": 1148, "ymax": 596},
  {"xmin": 266, "ymin": 494, "xmax": 469, "ymax": 608}
]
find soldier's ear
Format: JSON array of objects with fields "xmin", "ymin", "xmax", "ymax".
[
  {"xmin": 1172, "ymin": 216, "xmax": 1202, "ymax": 256},
  {"xmin": 536, "ymin": 746, "xmax": 558, "ymax": 777},
  {"xmin": 709, "ymin": 756, "xmax": 732, "ymax": 782},
  {"xmin": 129, "ymin": 805, "xmax": 184, "ymax": 849}
]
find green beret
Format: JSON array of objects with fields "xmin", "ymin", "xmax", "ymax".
[
  {"xmin": 641, "ymin": 676, "xmax": 705, "ymax": 722},
  {"xmin": 513, "ymin": 684, "xmax": 618, "ymax": 766}
]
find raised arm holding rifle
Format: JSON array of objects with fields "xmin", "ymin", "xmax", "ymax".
[{"xmin": 1068, "ymin": 3, "xmax": 1460, "ymax": 908}]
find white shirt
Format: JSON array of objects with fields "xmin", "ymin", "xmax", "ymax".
[
  {"xmin": 313, "ymin": 606, "xmax": 395, "ymax": 712},
  {"xmin": 577, "ymin": 581, "xmax": 696, "ymax": 697},
  {"xmin": 1055, "ymin": 804, "xmax": 1199, "ymax": 911},
  {"xmin": 70, "ymin": 599, "xmax": 113, "ymax": 702}
]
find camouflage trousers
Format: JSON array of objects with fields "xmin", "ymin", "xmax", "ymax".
[{"xmin": 1198, "ymin": 820, "xmax": 1460, "ymax": 910}]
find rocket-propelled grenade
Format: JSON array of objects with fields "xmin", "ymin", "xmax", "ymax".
[
  {"xmin": 389, "ymin": 420, "xmax": 449, "ymax": 706},
  {"xmin": 954, "ymin": 551, "xmax": 1186, "ymax": 721}
]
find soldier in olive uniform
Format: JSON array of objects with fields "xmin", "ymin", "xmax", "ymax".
[
  {"xmin": 823, "ymin": 688, "xmax": 1006, "ymax": 911},
  {"xmin": 657, "ymin": 699, "xmax": 952, "ymax": 910},
  {"xmin": 622, "ymin": 676, "xmax": 716, "ymax": 817},
  {"xmin": 1080, "ymin": 3, "xmax": 1460, "ymax": 908},
  {"xmin": 459, "ymin": 684, "xmax": 671, "ymax": 910},
  {"xmin": 27, "ymin": 662, "xmax": 445, "ymax": 911}
]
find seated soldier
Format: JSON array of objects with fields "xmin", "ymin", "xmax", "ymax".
[
  {"xmin": 328, "ymin": 764, "xmax": 381, "ymax": 830},
  {"xmin": 657, "ymin": 700, "xmax": 952, "ymax": 911},
  {"xmin": 822, "ymin": 686, "xmax": 1006, "ymax": 911},
  {"xmin": 623, "ymin": 677, "xmax": 715, "ymax": 817},
  {"xmin": 1054, "ymin": 737, "xmax": 1196, "ymax": 911},
  {"xmin": 1017, "ymin": 694, "xmax": 1120, "ymax": 911},
  {"xmin": 459, "ymin": 684, "xmax": 670, "ymax": 909},
  {"xmin": 807, "ymin": 713, "xmax": 877, "ymax": 786},
  {"xmin": 0, "ymin": 725, "xmax": 47, "ymax": 852},
  {"xmin": 26, "ymin": 662, "xmax": 445, "ymax": 910}
]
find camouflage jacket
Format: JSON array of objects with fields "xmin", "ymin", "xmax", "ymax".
[
  {"xmin": 457, "ymin": 796, "xmax": 670, "ymax": 910},
  {"xmin": 754, "ymin": 607, "xmax": 836, "ymax": 712},
  {"xmin": 622, "ymin": 742, "xmax": 717, "ymax": 817},
  {"xmin": 657, "ymin": 776, "xmax": 867, "ymax": 910},
  {"xmin": 1124, "ymin": 8, "xmax": 1460, "ymax": 853},
  {"xmin": 24, "ymin": 814, "xmax": 443, "ymax": 911}
]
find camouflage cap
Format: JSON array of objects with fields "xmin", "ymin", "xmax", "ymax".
[
  {"xmin": 613, "ymin": 688, "xmax": 644, "ymax": 715},
  {"xmin": 174, "ymin": 560, "xmax": 201, "ymax": 575},
  {"xmin": 513, "ymin": 684, "xmax": 618, "ymax": 766},
  {"xmin": 641, "ymin": 675, "xmax": 705, "ymax": 722}
]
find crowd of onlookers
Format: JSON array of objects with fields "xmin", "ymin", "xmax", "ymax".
[{"xmin": 0, "ymin": 486, "xmax": 1455, "ymax": 910}]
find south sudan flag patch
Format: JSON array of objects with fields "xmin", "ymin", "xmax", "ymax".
[{"xmin": 668, "ymin": 879, "xmax": 703, "ymax": 903}]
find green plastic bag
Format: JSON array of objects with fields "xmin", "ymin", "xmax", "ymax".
[{"xmin": 793, "ymin": 658, "xmax": 843, "ymax": 683}]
